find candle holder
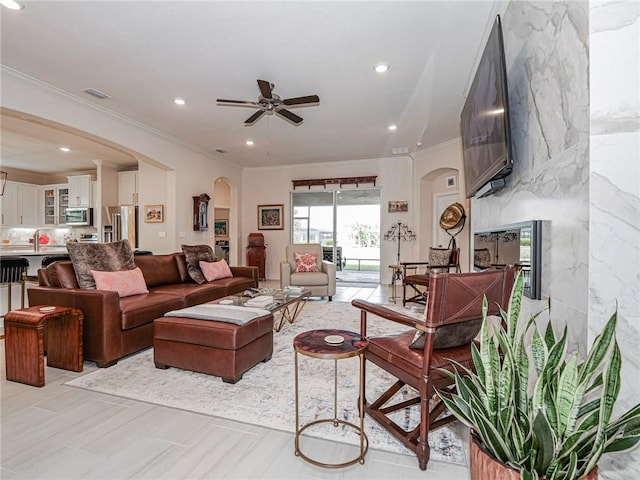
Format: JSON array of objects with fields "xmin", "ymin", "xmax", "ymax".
[{"xmin": 384, "ymin": 222, "xmax": 416, "ymax": 264}]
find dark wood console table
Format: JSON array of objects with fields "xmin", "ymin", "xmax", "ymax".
[{"xmin": 4, "ymin": 306, "xmax": 83, "ymax": 387}]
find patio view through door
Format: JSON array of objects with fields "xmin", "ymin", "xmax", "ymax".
[{"xmin": 291, "ymin": 189, "xmax": 381, "ymax": 284}]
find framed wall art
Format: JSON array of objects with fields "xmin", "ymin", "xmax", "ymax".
[
  {"xmin": 214, "ymin": 220, "xmax": 228, "ymax": 237},
  {"xmin": 144, "ymin": 204, "xmax": 164, "ymax": 223},
  {"xmin": 388, "ymin": 201, "xmax": 408, "ymax": 213},
  {"xmin": 257, "ymin": 204, "xmax": 284, "ymax": 230}
]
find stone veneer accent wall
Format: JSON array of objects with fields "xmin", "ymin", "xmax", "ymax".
[
  {"xmin": 472, "ymin": 1, "xmax": 590, "ymax": 345},
  {"xmin": 472, "ymin": 1, "xmax": 639, "ymax": 478},
  {"xmin": 588, "ymin": 1, "xmax": 639, "ymax": 478}
]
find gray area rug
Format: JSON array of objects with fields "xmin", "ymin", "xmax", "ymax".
[{"xmin": 66, "ymin": 300, "xmax": 467, "ymax": 466}]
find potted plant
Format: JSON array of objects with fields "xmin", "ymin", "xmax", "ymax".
[{"xmin": 440, "ymin": 272, "xmax": 640, "ymax": 480}]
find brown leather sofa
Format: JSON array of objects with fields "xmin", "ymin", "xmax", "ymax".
[{"xmin": 27, "ymin": 253, "xmax": 259, "ymax": 368}]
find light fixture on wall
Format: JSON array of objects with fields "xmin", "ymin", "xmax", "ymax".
[{"xmin": 0, "ymin": 171, "xmax": 7, "ymax": 196}]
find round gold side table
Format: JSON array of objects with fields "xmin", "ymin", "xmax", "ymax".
[{"xmin": 293, "ymin": 329, "xmax": 369, "ymax": 468}]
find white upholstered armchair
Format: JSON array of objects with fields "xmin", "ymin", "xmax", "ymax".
[{"xmin": 280, "ymin": 243, "xmax": 336, "ymax": 301}]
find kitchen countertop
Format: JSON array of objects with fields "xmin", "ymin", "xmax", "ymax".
[{"xmin": 0, "ymin": 247, "xmax": 68, "ymax": 256}]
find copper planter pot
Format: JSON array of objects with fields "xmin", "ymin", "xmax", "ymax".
[{"xmin": 470, "ymin": 434, "xmax": 598, "ymax": 480}]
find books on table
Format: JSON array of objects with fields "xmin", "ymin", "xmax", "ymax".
[{"xmin": 245, "ymin": 295, "xmax": 274, "ymax": 308}]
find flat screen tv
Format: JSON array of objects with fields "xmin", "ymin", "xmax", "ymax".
[{"xmin": 461, "ymin": 15, "xmax": 513, "ymax": 198}]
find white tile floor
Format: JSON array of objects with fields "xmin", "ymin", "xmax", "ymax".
[{"xmin": 1, "ymin": 282, "xmax": 472, "ymax": 480}]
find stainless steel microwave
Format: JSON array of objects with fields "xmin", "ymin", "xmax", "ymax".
[{"xmin": 66, "ymin": 207, "xmax": 93, "ymax": 226}]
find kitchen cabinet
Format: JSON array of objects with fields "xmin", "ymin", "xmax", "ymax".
[
  {"xmin": 67, "ymin": 175, "xmax": 92, "ymax": 207},
  {"xmin": 1, "ymin": 181, "xmax": 38, "ymax": 226},
  {"xmin": 1, "ymin": 181, "xmax": 18, "ymax": 225},
  {"xmin": 43, "ymin": 184, "xmax": 69, "ymax": 225},
  {"xmin": 118, "ymin": 171, "xmax": 138, "ymax": 205}
]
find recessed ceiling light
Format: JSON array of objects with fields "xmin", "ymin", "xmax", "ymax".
[
  {"xmin": 60, "ymin": 147, "xmax": 71, "ymax": 152},
  {"xmin": 174, "ymin": 98, "xmax": 186, "ymax": 106},
  {"xmin": 0, "ymin": 1, "xmax": 24, "ymax": 11},
  {"xmin": 374, "ymin": 64, "xmax": 390, "ymax": 73},
  {"xmin": 388, "ymin": 125, "xmax": 397, "ymax": 131},
  {"xmin": 246, "ymin": 140, "xmax": 254, "ymax": 146}
]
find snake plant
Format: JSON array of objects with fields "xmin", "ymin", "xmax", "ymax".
[{"xmin": 439, "ymin": 272, "xmax": 640, "ymax": 480}]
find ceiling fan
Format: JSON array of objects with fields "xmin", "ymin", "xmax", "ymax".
[{"xmin": 217, "ymin": 79, "xmax": 319, "ymax": 126}]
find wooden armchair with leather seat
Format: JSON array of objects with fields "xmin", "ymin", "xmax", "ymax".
[
  {"xmin": 401, "ymin": 247, "xmax": 461, "ymax": 306},
  {"xmin": 351, "ymin": 267, "xmax": 516, "ymax": 470}
]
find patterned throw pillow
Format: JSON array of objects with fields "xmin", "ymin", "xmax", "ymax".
[
  {"xmin": 199, "ymin": 259, "xmax": 233, "ymax": 282},
  {"xmin": 428, "ymin": 248, "xmax": 452, "ymax": 274},
  {"xmin": 182, "ymin": 244, "xmax": 216, "ymax": 284},
  {"xmin": 67, "ymin": 239, "xmax": 136, "ymax": 289},
  {"xmin": 91, "ymin": 267, "xmax": 149, "ymax": 297},
  {"xmin": 294, "ymin": 252, "xmax": 319, "ymax": 272}
]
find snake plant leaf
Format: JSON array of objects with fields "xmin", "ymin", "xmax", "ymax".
[
  {"xmin": 599, "ymin": 341, "xmax": 622, "ymax": 427},
  {"xmin": 532, "ymin": 411, "xmax": 556, "ymax": 472},
  {"xmin": 506, "ymin": 270, "xmax": 524, "ymax": 341},
  {"xmin": 521, "ymin": 469, "xmax": 537, "ymax": 480},
  {"xmin": 605, "ymin": 435, "xmax": 640, "ymax": 453},
  {"xmin": 471, "ymin": 406, "xmax": 514, "ymax": 462},
  {"xmin": 606, "ymin": 403, "xmax": 640, "ymax": 433},
  {"xmin": 582, "ymin": 440, "xmax": 604, "ymax": 477},
  {"xmin": 579, "ymin": 312, "xmax": 617, "ymax": 383},
  {"xmin": 515, "ymin": 334, "xmax": 530, "ymax": 415},
  {"xmin": 531, "ymin": 327, "xmax": 546, "ymax": 376},
  {"xmin": 533, "ymin": 410, "xmax": 557, "ymax": 472},
  {"xmin": 471, "ymin": 340, "xmax": 485, "ymax": 385},
  {"xmin": 577, "ymin": 398, "xmax": 600, "ymax": 421},
  {"xmin": 544, "ymin": 320, "xmax": 556, "ymax": 350},
  {"xmin": 556, "ymin": 354, "xmax": 579, "ymax": 437},
  {"xmin": 584, "ymin": 371, "xmax": 603, "ymax": 394}
]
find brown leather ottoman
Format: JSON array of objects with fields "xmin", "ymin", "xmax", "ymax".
[{"xmin": 153, "ymin": 310, "xmax": 273, "ymax": 383}]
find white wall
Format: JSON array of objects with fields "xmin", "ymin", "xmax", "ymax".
[
  {"xmin": 1, "ymin": 68, "xmax": 243, "ymax": 255},
  {"xmin": 242, "ymin": 157, "xmax": 413, "ymax": 281}
]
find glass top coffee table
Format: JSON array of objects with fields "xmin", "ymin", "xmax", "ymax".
[{"xmin": 216, "ymin": 288, "xmax": 311, "ymax": 332}]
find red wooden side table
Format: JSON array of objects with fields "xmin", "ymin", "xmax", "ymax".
[{"xmin": 4, "ymin": 306, "xmax": 83, "ymax": 387}]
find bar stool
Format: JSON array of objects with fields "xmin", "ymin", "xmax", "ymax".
[{"xmin": 1, "ymin": 256, "xmax": 30, "ymax": 317}]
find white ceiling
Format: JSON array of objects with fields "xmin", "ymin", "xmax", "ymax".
[{"xmin": 0, "ymin": 1, "xmax": 503, "ymax": 173}]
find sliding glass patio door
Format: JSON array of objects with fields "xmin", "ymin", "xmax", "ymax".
[{"xmin": 291, "ymin": 189, "xmax": 380, "ymax": 283}]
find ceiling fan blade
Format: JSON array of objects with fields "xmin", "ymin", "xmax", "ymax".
[
  {"xmin": 283, "ymin": 95, "xmax": 320, "ymax": 106},
  {"xmin": 276, "ymin": 108, "xmax": 303, "ymax": 125},
  {"xmin": 245, "ymin": 110, "xmax": 266, "ymax": 125},
  {"xmin": 257, "ymin": 79, "xmax": 273, "ymax": 99},
  {"xmin": 217, "ymin": 99, "xmax": 259, "ymax": 107}
]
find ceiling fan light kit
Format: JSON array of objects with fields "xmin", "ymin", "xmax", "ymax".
[{"xmin": 217, "ymin": 79, "xmax": 319, "ymax": 126}]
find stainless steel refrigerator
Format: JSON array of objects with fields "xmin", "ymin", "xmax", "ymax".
[{"xmin": 103, "ymin": 206, "xmax": 138, "ymax": 248}]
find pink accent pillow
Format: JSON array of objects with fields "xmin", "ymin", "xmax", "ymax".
[
  {"xmin": 199, "ymin": 259, "xmax": 233, "ymax": 282},
  {"xmin": 294, "ymin": 252, "xmax": 319, "ymax": 272},
  {"xmin": 91, "ymin": 267, "xmax": 149, "ymax": 297}
]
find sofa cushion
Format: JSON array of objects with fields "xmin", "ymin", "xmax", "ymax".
[
  {"xmin": 151, "ymin": 283, "xmax": 227, "ymax": 307},
  {"xmin": 200, "ymin": 259, "xmax": 233, "ymax": 281},
  {"xmin": 67, "ymin": 239, "xmax": 136, "ymax": 289},
  {"xmin": 182, "ymin": 244, "xmax": 216, "ymax": 284},
  {"xmin": 45, "ymin": 261, "xmax": 80, "ymax": 288},
  {"xmin": 290, "ymin": 271, "xmax": 329, "ymax": 286},
  {"xmin": 119, "ymin": 292, "xmax": 186, "ymax": 330},
  {"xmin": 135, "ymin": 253, "xmax": 182, "ymax": 287},
  {"xmin": 92, "ymin": 267, "xmax": 149, "ymax": 297}
]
